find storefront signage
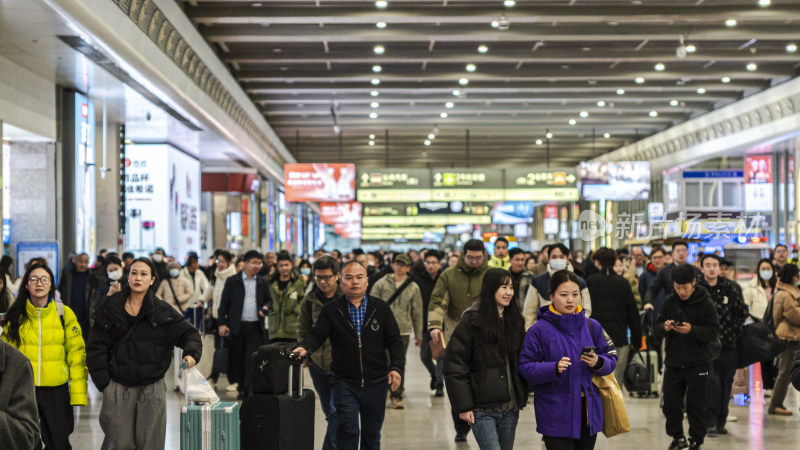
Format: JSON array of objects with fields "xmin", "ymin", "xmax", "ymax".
[
  {"xmin": 284, "ymin": 163, "xmax": 355, "ymax": 202},
  {"xmin": 682, "ymin": 170, "xmax": 744, "ymax": 179}
]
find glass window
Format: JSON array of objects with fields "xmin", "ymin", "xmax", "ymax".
[
  {"xmin": 703, "ymin": 181, "xmax": 720, "ymax": 207},
  {"xmin": 722, "ymin": 182, "xmax": 741, "ymax": 207},
  {"xmin": 685, "ymin": 182, "xmax": 701, "ymax": 207}
]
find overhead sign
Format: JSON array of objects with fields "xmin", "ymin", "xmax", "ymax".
[
  {"xmin": 334, "ymin": 221, "xmax": 361, "ymax": 239},
  {"xmin": 320, "ymin": 202, "xmax": 362, "ymax": 225},
  {"xmin": 505, "ymin": 167, "xmax": 580, "ymax": 201},
  {"xmin": 284, "ymin": 163, "xmax": 355, "ymax": 202},
  {"xmin": 362, "ymin": 215, "xmax": 492, "ymax": 226},
  {"xmin": 431, "ymin": 168, "xmax": 504, "ymax": 201},
  {"xmin": 580, "ymin": 161, "xmax": 650, "ymax": 201},
  {"xmin": 357, "ymin": 168, "xmax": 431, "ymax": 202},
  {"xmin": 744, "ymin": 155, "xmax": 773, "ymax": 212}
]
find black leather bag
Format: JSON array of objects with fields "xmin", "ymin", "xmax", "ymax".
[
  {"xmin": 250, "ymin": 342, "xmax": 302, "ymax": 395},
  {"xmin": 737, "ymin": 321, "xmax": 787, "ymax": 368},
  {"xmin": 213, "ymin": 337, "xmax": 230, "ymax": 374},
  {"xmin": 624, "ymin": 351, "xmax": 650, "ymax": 392}
]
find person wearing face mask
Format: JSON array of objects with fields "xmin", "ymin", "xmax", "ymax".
[
  {"xmin": 156, "ymin": 262, "xmax": 194, "ymax": 314},
  {"xmin": 767, "ymin": 263, "xmax": 800, "ymax": 416},
  {"xmin": 150, "ymin": 248, "xmax": 169, "ymax": 284},
  {"xmin": 298, "ymin": 259, "xmax": 313, "ymax": 284},
  {"xmin": 743, "ymin": 259, "xmax": 778, "ymax": 395},
  {"xmin": 94, "ymin": 255, "xmax": 127, "ymax": 318},
  {"xmin": 522, "ymin": 243, "xmax": 592, "ymax": 329}
]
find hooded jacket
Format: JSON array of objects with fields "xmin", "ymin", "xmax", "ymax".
[
  {"xmin": 297, "ymin": 286, "xmax": 343, "ymax": 371},
  {"xmin": 644, "ymin": 263, "xmax": 701, "ymax": 308},
  {"xmin": 428, "ymin": 257, "xmax": 489, "ymax": 342},
  {"xmin": 586, "ymin": 270, "xmax": 642, "ymax": 347},
  {"xmin": 519, "ymin": 305, "xmax": 617, "ymax": 439},
  {"xmin": 371, "ymin": 273, "xmax": 423, "ymax": 337},
  {"xmin": 655, "ymin": 285, "xmax": 720, "ymax": 369},
  {"xmin": 772, "ymin": 281, "xmax": 800, "ymax": 342},
  {"xmin": 522, "ymin": 263, "xmax": 592, "ymax": 329},
  {"xmin": 0, "ymin": 341, "xmax": 39, "ymax": 449},
  {"xmin": 488, "ymin": 254, "xmax": 511, "ymax": 270},
  {"xmin": 1, "ymin": 299, "xmax": 88, "ymax": 406},
  {"xmin": 268, "ymin": 272, "xmax": 307, "ymax": 340},
  {"xmin": 203, "ymin": 264, "xmax": 238, "ymax": 319}
]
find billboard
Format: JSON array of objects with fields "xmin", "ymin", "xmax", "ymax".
[
  {"xmin": 284, "ymin": 163, "xmax": 355, "ymax": 202},
  {"xmin": 124, "ymin": 144, "xmax": 201, "ymax": 259},
  {"xmin": 580, "ymin": 161, "xmax": 650, "ymax": 201},
  {"xmin": 745, "ymin": 155, "xmax": 773, "ymax": 211},
  {"xmin": 320, "ymin": 202, "xmax": 362, "ymax": 225}
]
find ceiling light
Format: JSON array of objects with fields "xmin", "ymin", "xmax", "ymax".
[
  {"xmin": 369, "ymin": 112, "xmax": 378, "ymax": 119},
  {"xmin": 635, "ymin": 77, "xmax": 645, "ymax": 84},
  {"xmin": 603, "ymin": 133, "xmax": 611, "ymax": 138},
  {"xmin": 252, "ymin": 3, "xmax": 263, "ymax": 6},
  {"xmin": 759, "ymin": 0, "xmax": 771, "ymax": 6},
  {"xmin": 370, "ymin": 90, "xmax": 379, "ymax": 96},
  {"xmin": 536, "ymin": 139, "xmax": 543, "ymax": 145},
  {"xmin": 452, "ymin": 89, "xmax": 461, "ymax": 96},
  {"xmin": 725, "ymin": 19, "xmax": 737, "ymax": 27},
  {"xmin": 372, "ymin": 65, "xmax": 382, "ymax": 73},
  {"xmin": 504, "ymin": 0, "xmax": 516, "ymax": 7},
  {"xmin": 371, "ymin": 78, "xmax": 380, "ymax": 85},
  {"xmin": 459, "ymin": 78, "xmax": 469, "ymax": 86},
  {"xmin": 746, "ymin": 62, "xmax": 757, "ymax": 71},
  {"xmin": 478, "ymin": 45, "xmax": 489, "ymax": 53},
  {"xmin": 697, "ymin": 87, "xmax": 706, "ymax": 94},
  {"xmin": 655, "ymin": 63, "xmax": 665, "ymax": 71},
  {"xmin": 649, "ymin": 111, "xmax": 658, "ymax": 117},
  {"xmin": 466, "ymin": 64, "xmax": 477, "ymax": 72},
  {"xmin": 445, "ymin": 102, "xmax": 454, "ymax": 108},
  {"xmin": 428, "ymin": 133, "xmax": 436, "ymax": 140},
  {"xmin": 721, "ymin": 76, "xmax": 731, "ymax": 83},
  {"xmin": 369, "ymin": 134, "xmax": 376, "ymax": 139},
  {"xmin": 787, "ymin": 43, "xmax": 798, "ymax": 53},
  {"xmin": 580, "ymin": 111, "xmax": 589, "ymax": 118},
  {"xmin": 375, "ymin": 0, "xmax": 388, "ymax": 8},
  {"xmin": 369, "ymin": 140, "xmax": 375, "ymax": 146},
  {"xmin": 370, "ymin": 102, "xmax": 379, "ymax": 108},
  {"xmin": 597, "ymin": 100, "xmax": 606, "ymax": 107},
  {"xmin": 491, "ymin": 13, "xmax": 510, "ymax": 31},
  {"xmin": 616, "ymin": 89, "xmax": 625, "ymax": 95},
  {"xmin": 376, "ymin": 22, "xmax": 387, "ymax": 29},
  {"xmin": 373, "ymin": 45, "xmax": 385, "ymax": 54},
  {"xmin": 424, "ymin": 140, "xmax": 431, "ymax": 146},
  {"xmin": 670, "ymin": 100, "xmax": 679, "ymax": 106},
  {"xmin": 686, "ymin": 44, "xmax": 697, "ymax": 53},
  {"xmin": 491, "ymin": 21, "xmax": 499, "ymax": 28},
  {"xmin": 545, "ymin": 132, "xmax": 553, "ymax": 139},
  {"xmin": 440, "ymin": 112, "xmax": 448, "ymax": 118},
  {"xmin": 569, "ymin": 119, "xmax": 577, "ymax": 125}
]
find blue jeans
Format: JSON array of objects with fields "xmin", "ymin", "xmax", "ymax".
[
  {"xmin": 471, "ymin": 410, "xmax": 519, "ymax": 450},
  {"xmin": 309, "ymin": 364, "xmax": 338, "ymax": 450},
  {"xmin": 332, "ymin": 379, "xmax": 388, "ymax": 450}
]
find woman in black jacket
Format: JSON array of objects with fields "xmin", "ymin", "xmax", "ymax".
[
  {"xmin": 443, "ymin": 268, "xmax": 527, "ymax": 450},
  {"xmin": 585, "ymin": 247, "xmax": 642, "ymax": 388},
  {"xmin": 87, "ymin": 258, "xmax": 202, "ymax": 450}
]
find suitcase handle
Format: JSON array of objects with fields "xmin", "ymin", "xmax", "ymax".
[{"xmin": 287, "ymin": 364, "xmax": 303, "ymax": 398}]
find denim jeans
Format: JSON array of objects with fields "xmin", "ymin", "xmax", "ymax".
[
  {"xmin": 332, "ymin": 379, "xmax": 388, "ymax": 450},
  {"xmin": 471, "ymin": 410, "xmax": 519, "ymax": 450},
  {"xmin": 309, "ymin": 364, "xmax": 338, "ymax": 450}
]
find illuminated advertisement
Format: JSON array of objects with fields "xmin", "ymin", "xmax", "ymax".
[
  {"xmin": 357, "ymin": 168, "xmax": 431, "ymax": 202},
  {"xmin": 580, "ymin": 161, "xmax": 650, "ymax": 201},
  {"xmin": 431, "ymin": 168, "xmax": 504, "ymax": 201},
  {"xmin": 284, "ymin": 163, "xmax": 355, "ymax": 202},
  {"xmin": 491, "ymin": 201, "xmax": 534, "ymax": 225},
  {"xmin": 73, "ymin": 93, "xmax": 97, "ymax": 258},
  {"xmin": 745, "ymin": 155, "xmax": 773, "ymax": 211},
  {"xmin": 505, "ymin": 167, "xmax": 579, "ymax": 201},
  {"xmin": 320, "ymin": 202, "xmax": 362, "ymax": 225},
  {"xmin": 124, "ymin": 144, "xmax": 201, "ymax": 258}
]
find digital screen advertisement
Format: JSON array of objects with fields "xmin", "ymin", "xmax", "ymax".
[
  {"xmin": 285, "ymin": 163, "xmax": 355, "ymax": 202},
  {"xmin": 580, "ymin": 161, "xmax": 650, "ymax": 201}
]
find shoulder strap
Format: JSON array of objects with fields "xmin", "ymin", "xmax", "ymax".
[
  {"xmin": 55, "ymin": 300, "xmax": 65, "ymax": 329},
  {"xmin": 111, "ymin": 318, "xmax": 141, "ymax": 355},
  {"xmin": 387, "ymin": 278, "xmax": 413, "ymax": 306},
  {"xmin": 167, "ymin": 279, "xmax": 183, "ymax": 313}
]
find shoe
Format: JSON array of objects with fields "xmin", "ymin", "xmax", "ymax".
[
  {"xmin": 768, "ymin": 406, "xmax": 793, "ymax": 416},
  {"xmin": 715, "ymin": 428, "xmax": 728, "ymax": 435},
  {"xmin": 727, "ymin": 415, "xmax": 737, "ymax": 422},
  {"xmin": 390, "ymin": 397, "xmax": 404, "ymax": 409},
  {"xmin": 764, "ymin": 389, "xmax": 773, "ymax": 398},
  {"xmin": 688, "ymin": 440, "xmax": 702, "ymax": 450},
  {"xmin": 226, "ymin": 382, "xmax": 239, "ymax": 392},
  {"xmin": 668, "ymin": 436, "xmax": 688, "ymax": 450},
  {"xmin": 435, "ymin": 387, "xmax": 444, "ymax": 397},
  {"xmin": 705, "ymin": 427, "xmax": 717, "ymax": 437},
  {"xmin": 454, "ymin": 433, "xmax": 468, "ymax": 443}
]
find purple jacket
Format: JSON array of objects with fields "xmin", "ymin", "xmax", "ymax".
[{"xmin": 519, "ymin": 305, "xmax": 617, "ymax": 439}]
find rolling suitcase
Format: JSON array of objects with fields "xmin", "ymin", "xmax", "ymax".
[
  {"xmin": 626, "ymin": 350, "xmax": 659, "ymax": 398},
  {"xmin": 241, "ymin": 363, "xmax": 315, "ymax": 450},
  {"xmin": 250, "ymin": 342, "xmax": 302, "ymax": 394},
  {"xmin": 180, "ymin": 402, "xmax": 240, "ymax": 450}
]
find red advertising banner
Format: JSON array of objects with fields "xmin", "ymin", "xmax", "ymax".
[
  {"xmin": 745, "ymin": 155, "xmax": 772, "ymax": 184},
  {"xmin": 284, "ymin": 163, "xmax": 356, "ymax": 202},
  {"xmin": 335, "ymin": 222, "xmax": 362, "ymax": 239},
  {"xmin": 544, "ymin": 204, "xmax": 558, "ymax": 219},
  {"xmin": 320, "ymin": 202, "xmax": 362, "ymax": 225}
]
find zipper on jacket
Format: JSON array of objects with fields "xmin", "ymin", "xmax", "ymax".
[{"xmin": 37, "ymin": 308, "xmax": 42, "ymax": 385}]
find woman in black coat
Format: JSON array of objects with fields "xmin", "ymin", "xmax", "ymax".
[
  {"xmin": 585, "ymin": 247, "xmax": 642, "ymax": 388},
  {"xmin": 443, "ymin": 268, "xmax": 527, "ymax": 450}
]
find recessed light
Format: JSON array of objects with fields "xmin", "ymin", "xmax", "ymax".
[
  {"xmin": 371, "ymin": 78, "xmax": 380, "ymax": 85},
  {"xmin": 459, "ymin": 78, "xmax": 469, "ymax": 86},
  {"xmin": 428, "ymin": 134, "xmax": 436, "ymax": 140},
  {"xmin": 478, "ymin": 45, "xmax": 489, "ymax": 53},
  {"xmin": 373, "ymin": 45, "xmax": 385, "ymax": 54},
  {"xmin": 759, "ymin": 0, "xmax": 771, "ymax": 6},
  {"xmin": 787, "ymin": 44, "xmax": 798, "ymax": 53},
  {"xmin": 536, "ymin": 139, "xmax": 543, "ymax": 145},
  {"xmin": 649, "ymin": 111, "xmax": 658, "ymax": 117},
  {"xmin": 725, "ymin": 19, "xmax": 737, "ymax": 27},
  {"xmin": 635, "ymin": 77, "xmax": 645, "ymax": 84},
  {"xmin": 504, "ymin": 0, "xmax": 516, "ymax": 6},
  {"xmin": 603, "ymin": 133, "xmax": 611, "ymax": 138},
  {"xmin": 617, "ymin": 89, "xmax": 625, "ymax": 95},
  {"xmin": 369, "ymin": 140, "xmax": 375, "ymax": 146},
  {"xmin": 376, "ymin": 22, "xmax": 387, "ymax": 29},
  {"xmin": 569, "ymin": 119, "xmax": 577, "ymax": 125},
  {"xmin": 424, "ymin": 140, "xmax": 431, "ymax": 146},
  {"xmin": 580, "ymin": 111, "xmax": 589, "ymax": 118},
  {"xmin": 372, "ymin": 65, "xmax": 382, "ymax": 73},
  {"xmin": 445, "ymin": 102, "xmax": 454, "ymax": 109},
  {"xmin": 545, "ymin": 132, "xmax": 553, "ymax": 139},
  {"xmin": 452, "ymin": 89, "xmax": 461, "ymax": 96},
  {"xmin": 746, "ymin": 62, "xmax": 757, "ymax": 71},
  {"xmin": 686, "ymin": 44, "xmax": 697, "ymax": 53},
  {"xmin": 655, "ymin": 63, "xmax": 665, "ymax": 71},
  {"xmin": 491, "ymin": 21, "xmax": 499, "ymax": 28},
  {"xmin": 371, "ymin": 90, "xmax": 379, "ymax": 96},
  {"xmin": 375, "ymin": 0, "xmax": 388, "ymax": 8},
  {"xmin": 370, "ymin": 102, "xmax": 379, "ymax": 108},
  {"xmin": 597, "ymin": 100, "xmax": 606, "ymax": 107},
  {"xmin": 369, "ymin": 134, "xmax": 376, "ymax": 139},
  {"xmin": 252, "ymin": 3, "xmax": 263, "ymax": 6},
  {"xmin": 369, "ymin": 112, "xmax": 378, "ymax": 119},
  {"xmin": 466, "ymin": 64, "xmax": 477, "ymax": 72},
  {"xmin": 440, "ymin": 112, "xmax": 448, "ymax": 118},
  {"xmin": 670, "ymin": 100, "xmax": 679, "ymax": 106},
  {"xmin": 697, "ymin": 87, "xmax": 706, "ymax": 94},
  {"xmin": 721, "ymin": 76, "xmax": 731, "ymax": 83}
]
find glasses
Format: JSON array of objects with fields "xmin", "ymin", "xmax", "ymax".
[
  {"xmin": 29, "ymin": 276, "xmax": 51, "ymax": 285},
  {"xmin": 314, "ymin": 275, "xmax": 335, "ymax": 282},
  {"xmin": 464, "ymin": 255, "xmax": 483, "ymax": 262}
]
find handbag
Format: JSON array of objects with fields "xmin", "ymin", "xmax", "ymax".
[
  {"xmin": 737, "ymin": 321, "xmax": 787, "ymax": 368},
  {"xmin": 213, "ymin": 337, "xmax": 230, "ymax": 374},
  {"xmin": 587, "ymin": 319, "xmax": 631, "ymax": 438}
]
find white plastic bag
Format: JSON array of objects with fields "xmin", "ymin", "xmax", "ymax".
[{"xmin": 180, "ymin": 365, "xmax": 220, "ymax": 405}]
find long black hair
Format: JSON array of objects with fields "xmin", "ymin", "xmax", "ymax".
[
  {"xmin": 2, "ymin": 262, "xmax": 56, "ymax": 346},
  {"xmin": 778, "ymin": 263, "xmax": 799, "ymax": 284},
  {"xmin": 476, "ymin": 268, "xmax": 525, "ymax": 362},
  {"xmin": 122, "ymin": 257, "xmax": 160, "ymax": 297},
  {"xmin": 0, "ymin": 267, "xmax": 10, "ymax": 314},
  {"xmin": 755, "ymin": 258, "xmax": 777, "ymax": 290}
]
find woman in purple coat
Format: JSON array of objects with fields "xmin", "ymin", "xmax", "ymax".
[{"xmin": 519, "ymin": 270, "xmax": 617, "ymax": 450}]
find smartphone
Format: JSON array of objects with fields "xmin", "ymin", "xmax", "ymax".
[
  {"xmin": 581, "ymin": 346, "xmax": 596, "ymax": 356},
  {"xmin": 673, "ymin": 321, "xmax": 685, "ymax": 327}
]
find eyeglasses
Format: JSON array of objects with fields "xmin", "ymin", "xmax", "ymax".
[
  {"xmin": 314, "ymin": 275, "xmax": 335, "ymax": 282},
  {"xmin": 28, "ymin": 276, "xmax": 51, "ymax": 285}
]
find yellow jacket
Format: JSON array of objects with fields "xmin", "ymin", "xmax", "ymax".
[{"xmin": 1, "ymin": 299, "xmax": 88, "ymax": 406}]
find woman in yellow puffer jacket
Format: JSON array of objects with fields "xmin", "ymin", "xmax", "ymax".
[{"xmin": 1, "ymin": 262, "xmax": 87, "ymax": 450}]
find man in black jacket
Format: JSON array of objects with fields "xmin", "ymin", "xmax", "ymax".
[
  {"xmin": 58, "ymin": 252, "xmax": 99, "ymax": 343},
  {"xmin": 655, "ymin": 264, "xmax": 721, "ymax": 450},
  {"xmin": 294, "ymin": 261, "xmax": 405, "ymax": 450},
  {"xmin": 217, "ymin": 250, "xmax": 271, "ymax": 398},
  {"xmin": 0, "ymin": 340, "xmax": 39, "ymax": 449},
  {"xmin": 644, "ymin": 241, "xmax": 701, "ymax": 314},
  {"xmin": 414, "ymin": 249, "xmax": 444, "ymax": 395},
  {"xmin": 697, "ymin": 254, "xmax": 748, "ymax": 435}
]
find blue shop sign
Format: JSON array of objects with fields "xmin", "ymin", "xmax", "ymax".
[{"xmin": 682, "ymin": 170, "xmax": 744, "ymax": 179}]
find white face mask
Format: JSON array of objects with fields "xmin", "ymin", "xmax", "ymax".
[
  {"xmin": 108, "ymin": 269, "xmax": 123, "ymax": 281},
  {"xmin": 759, "ymin": 270, "xmax": 773, "ymax": 281},
  {"xmin": 152, "ymin": 254, "xmax": 164, "ymax": 263},
  {"xmin": 169, "ymin": 269, "xmax": 180, "ymax": 278},
  {"xmin": 550, "ymin": 258, "xmax": 568, "ymax": 271}
]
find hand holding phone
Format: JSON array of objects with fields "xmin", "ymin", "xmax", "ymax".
[{"xmin": 581, "ymin": 346, "xmax": 596, "ymax": 356}]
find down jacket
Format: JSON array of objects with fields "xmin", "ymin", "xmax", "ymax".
[
  {"xmin": 203, "ymin": 264, "xmax": 238, "ymax": 319},
  {"xmin": 156, "ymin": 276, "xmax": 194, "ymax": 313},
  {"xmin": 1, "ymin": 299, "xmax": 88, "ymax": 406},
  {"xmin": 519, "ymin": 305, "xmax": 617, "ymax": 440},
  {"xmin": 586, "ymin": 270, "xmax": 642, "ymax": 347},
  {"xmin": 87, "ymin": 289, "xmax": 202, "ymax": 392},
  {"xmin": 772, "ymin": 281, "xmax": 800, "ymax": 342}
]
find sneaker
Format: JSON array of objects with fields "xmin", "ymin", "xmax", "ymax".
[
  {"xmin": 768, "ymin": 406, "xmax": 793, "ymax": 416},
  {"xmin": 688, "ymin": 440, "xmax": 702, "ymax": 450},
  {"xmin": 668, "ymin": 436, "xmax": 688, "ymax": 450},
  {"xmin": 715, "ymin": 428, "xmax": 728, "ymax": 435},
  {"xmin": 435, "ymin": 387, "xmax": 444, "ymax": 397},
  {"xmin": 705, "ymin": 427, "xmax": 717, "ymax": 437},
  {"xmin": 454, "ymin": 433, "xmax": 468, "ymax": 443},
  {"xmin": 390, "ymin": 397, "xmax": 404, "ymax": 409},
  {"xmin": 727, "ymin": 415, "xmax": 737, "ymax": 422},
  {"xmin": 764, "ymin": 389, "xmax": 773, "ymax": 398},
  {"xmin": 226, "ymin": 382, "xmax": 239, "ymax": 392}
]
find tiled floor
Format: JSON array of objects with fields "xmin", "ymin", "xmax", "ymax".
[{"xmin": 71, "ymin": 336, "xmax": 800, "ymax": 449}]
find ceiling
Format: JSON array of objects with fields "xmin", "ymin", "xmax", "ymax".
[{"xmin": 180, "ymin": 0, "xmax": 800, "ymax": 168}]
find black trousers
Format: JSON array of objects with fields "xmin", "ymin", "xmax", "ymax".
[
  {"xmin": 707, "ymin": 348, "xmax": 737, "ymax": 429},
  {"xmin": 542, "ymin": 399, "xmax": 597, "ymax": 450},
  {"xmin": 229, "ymin": 321, "xmax": 266, "ymax": 395},
  {"xmin": 209, "ymin": 325, "xmax": 233, "ymax": 384},
  {"xmin": 662, "ymin": 363, "xmax": 709, "ymax": 444},
  {"xmin": 452, "ymin": 409, "xmax": 471, "ymax": 436},
  {"xmin": 35, "ymin": 383, "xmax": 74, "ymax": 450},
  {"xmin": 762, "ymin": 357, "xmax": 778, "ymax": 390}
]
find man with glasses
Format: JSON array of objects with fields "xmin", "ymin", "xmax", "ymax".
[
  {"xmin": 218, "ymin": 250, "xmax": 271, "ymax": 399},
  {"xmin": 644, "ymin": 241, "xmax": 701, "ymax": 314},
  {"xmin": 293, "ymin": 261, "xmax": 404, "ymax": 450},
  {"xmin": 773, "ymin": 244, "xmax": 789, "ymax": 272}
]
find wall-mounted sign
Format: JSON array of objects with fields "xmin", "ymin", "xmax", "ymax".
[
  {"xmin": 16, "ymin": 241, "xmax": 60, "ymax": 284},
  {"xmin": 284, "ymin": 163, "xmax": 355, "ymax": 202},
  {"xmin": 71, "ymin": 92, "xmax": 97, "ymax": 260},
  {"xmin": 648, "ymin": 202, "xmax": 665, "ymax": 222}
]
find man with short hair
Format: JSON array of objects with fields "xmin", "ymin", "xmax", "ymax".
[
  {"xmin": 413, "ymin": 250, "xmax": 444, "ymax": 395},
  {"xmin": 530, "ymin": 244, "xmax": 551, "ymax": 275},
  {"xmin": 218, "ymin": 250, "xmax": 271, "ymax": 398},
  {"xmin": 773, "ymin": 244, "xmax": 789, "ymax": 271},
  {"xmin": 655, "ymin": 264, "xmax": 720, "ymax": 450},
  {"xmin": 121, "ymin": 252, "xmax": 135, "ymax": 270},
  {"xmin": 508, "ymin": 247, "xmax": 534, "ymax": 310},
  {"xmin": 293, "ymin": 261, "xmax": 404, "ymax": 450},
  {"xmin": 58, "ymin": 252, "xmax": 99, "ymax": 343},
  {"xmin": 181, "ymin": 254, "xmax": 210, "ymax": 306},
  {"xmin": 371, "ymin": 253, "xmax": 423, "ymax": 409},
  {"xmin": 644, "ymin": 241, "xmax": 702, "ymax": 313},
  {"xmin": 488, "ymin": 237, "xmax": 511, "ymax": 269},
  {"xmin": 298, "ymin": 256, "xmax": 342, "ymax": 450},
  {"xmin": 268, "ymin": 250, "xmax": 307, "ymax": 343},
  {"xmin": 697, "ymin": 254, "xmax": 747, "ymax": 436}
]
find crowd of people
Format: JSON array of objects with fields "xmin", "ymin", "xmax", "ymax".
[{"xmin": 1, "ymin": 240, "xmax": 800, "ymax": 449}]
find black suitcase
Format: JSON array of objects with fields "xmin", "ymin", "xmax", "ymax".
[
  {"xmin": 241, "ymin": 364, "xmax": 316, "ymax": 450},
  {"xmin": 250, "ymin": 342, "xmax": 302, "ymax": 394}
]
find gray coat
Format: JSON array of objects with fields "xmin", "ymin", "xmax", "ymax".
[
  {"xmin": 371, "ymin": 274, "xmax": 424, "ymax": 338},
  {"xmin": 0, "ymin": 340, "xmax": 39, "ymax": 449}
]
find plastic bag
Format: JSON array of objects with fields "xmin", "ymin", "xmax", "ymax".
[{"xmin": 180, "ymin": 364, "xmax": 220, "ymax": 405}]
